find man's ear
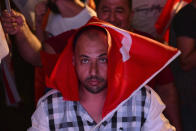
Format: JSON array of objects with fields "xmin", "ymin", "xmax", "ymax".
[{"xmin": 72, "ymin": 56, "xmax": 75, "ymax": 66}]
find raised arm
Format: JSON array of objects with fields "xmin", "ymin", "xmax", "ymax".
[{"xmin": 0, "ymin": 10, "xmax": 42, "ymax": 66}]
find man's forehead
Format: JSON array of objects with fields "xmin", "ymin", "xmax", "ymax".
[
  {"xmin": 73, "ymin": 26, "xmax": 109, "ymax": 50},
  {"xmin": 76, "ymin": 30, "xmax": 108, "ymax": 47},
  {"xmin": 97, "ymin": 0, "xmax": 131, "ymax": 9}
]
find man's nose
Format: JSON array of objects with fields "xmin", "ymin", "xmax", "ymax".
[
  {"xmin": 108, "ymin": 12, "xmax": 116, "ymax": 23},
  {"xmin": 89, "ymin": 61, "xmax": 98, "ymax": 76}
]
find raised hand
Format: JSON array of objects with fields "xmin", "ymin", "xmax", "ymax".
[{"xmin": 0, "ymin": 10, "xmax": 26, "ymax": 35}]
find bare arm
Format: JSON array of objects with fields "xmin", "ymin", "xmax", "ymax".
[
  {"xmin": 177, "ymin": 36, "xmax": 196, "ymax": 71},
  {"xmin": 1, "ymin": 10, "xmax": 42, "ymax": 66}
]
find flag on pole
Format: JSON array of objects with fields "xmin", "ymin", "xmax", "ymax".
[
  {"xmin": 0, "ymin": 21, "xmax": 9, "ymax": 62},
  {"xmin": 45, "ymin": 18, "xmax": 180, "ymax": 120},
  {"xmin": 12, "ymin": 0, "xmax": 40, "ymax": 29},
  {"xmin": 0, "ymin": 21, "xmax": 21, "ymax": 106},
  {"xmin": 1, "ymin": 58, "xmax": 21, "ymax": 106},
  {"xmin": 155, "ymin": 0, "xmax": 191, "ymax": 41}
]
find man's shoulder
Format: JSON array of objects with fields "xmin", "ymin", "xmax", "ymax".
[
  {"xmin": 175, "ymin": 4, "xmax": 196, "ymax": 20},
  {"xmin": 134, "ymin": 86, "xmax": 152, "ymax": 97},
  {"xmin": 125, "ymin": 86, "xmax": 152, "ymax": 108},
  {"xmin": 37, "ymin": 89, "xmax": 64, "ymax": 106}
]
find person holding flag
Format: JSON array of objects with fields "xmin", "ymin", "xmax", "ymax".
[
  {"xmin": 169, "ymin": 0, "xmax": 196, "ymax": 130},
  {"xmin": 28, "ymin": 20, "xmax": 178, "ymax": 131},
  {"xmin": 0, "ymin": 0, "xmax": 97, "ymax": 103}
]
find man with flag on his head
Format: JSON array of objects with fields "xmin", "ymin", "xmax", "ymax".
[{"xmin": 28, "ymin": 19, "xmax": 178, "ymax": 130}]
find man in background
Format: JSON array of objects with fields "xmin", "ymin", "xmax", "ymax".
[{"xmin": 170, "ymin": 0, "xmax": 196, "ymax": 130}]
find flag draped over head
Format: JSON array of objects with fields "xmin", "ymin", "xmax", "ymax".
[
  {"xmin": 46, "ymin": 18, "xmax": 180, "ymax": 119},
  {"xmin": 155, "ymin": 0, "xmax": 191, "ymax": 41}
]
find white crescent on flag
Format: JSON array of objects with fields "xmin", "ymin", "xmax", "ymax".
[{"xmin": 103, "ymin": 24, "xmax": 132, "ymax": 62}]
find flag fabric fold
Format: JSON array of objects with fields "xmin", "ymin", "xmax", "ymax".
[
  {"xmin": 155, "ymin": 0, "xmax": 191, "ymax": 40},
  {"xmin": 46, "ymin": 18, "xmax": 180, "ymax": 119}
]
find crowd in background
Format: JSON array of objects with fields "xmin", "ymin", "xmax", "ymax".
[{"xmin": 0, "ymin": 0, "xmax": 195, "ymax": 130}]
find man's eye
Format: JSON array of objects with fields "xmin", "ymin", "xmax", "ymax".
[
  {"xmin": 102, "ymin": 7, "xmax": 110, "ymax": 13},
  {"xmin": 99, "ymin": 58, "xmax": 108, "ymax": 63},
  {"xmin": 116, "ymin": 8, "xmax": 124, "ymax": 13},
  {"xmin": 81, "ymin": 59, "xmax": 89, "ymax": 64},
  {"xmin": 103, "ymin": 9, "xmax": 109, "ymax": 13}
]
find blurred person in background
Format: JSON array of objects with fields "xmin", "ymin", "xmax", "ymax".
[{"xmin": 169, "ymin": 0, "xmax": 196, "ymax": 130}]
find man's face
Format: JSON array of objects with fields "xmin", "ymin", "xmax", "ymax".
[
  {"xmin": 74, "ymin": 30, "xmax": 108, "ymax": 94},
  {"xmin": 97, "ymin": 0, "xmax": 132, "ymax": 30}
]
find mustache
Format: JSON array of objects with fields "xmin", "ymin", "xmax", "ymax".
[{"xmin": 86, "ymin": 76, "xmax": 104, "ymax": 82}]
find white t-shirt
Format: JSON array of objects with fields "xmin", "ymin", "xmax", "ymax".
[
  {"xmin": 132, "ymin": 0, "xmax": 167, "ymax": 38},
  {"xmin": 45, "ymin": 5, "xmax": 97, "ymax": 36}
]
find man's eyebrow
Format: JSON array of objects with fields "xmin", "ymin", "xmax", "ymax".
[
  {"xmin": 80, "ymin": 55, "xmax": 89, "ymax": 58},
  {"xmin": 116, "ymin": 7, "xmax": 124, "ymax": 10},
  {"xmin": 99, "ymin": 53, "xmax": 107, "ymax": 57},
  {"xmin": 101, "ymin": 6, "xmax": 109, "ymax": 10}
]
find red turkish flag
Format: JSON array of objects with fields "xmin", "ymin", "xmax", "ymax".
[
  {"xmin": 155, "ymin": 0, "xmax": 191, "ymax": 41},
  {"xmin": 46, "ymin": 18, "xmax": 180, "ymax": 119}
]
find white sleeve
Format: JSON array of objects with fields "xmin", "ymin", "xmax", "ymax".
[
  {"xmin": 141, "ymin": 87, "xmax": 176, "ymax": 131},
  {"xmin": 27, "ymin": 101, "xmax": 49, "ymax": 131}
]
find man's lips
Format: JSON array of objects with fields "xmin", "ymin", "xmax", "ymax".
[{"xmin": 88, "ymin": 79, "xmax": 100, "ymax": 86}]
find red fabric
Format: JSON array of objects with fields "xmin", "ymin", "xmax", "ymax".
[
  {"xmin": 42, "ymin": 9, "xmax": 51, "ymax": 30},
  {"xmin": 45, "ymin": 18, "xmax": 180, "ymax": 118},
  {"xmin": 34, "ymin": 31, "xmax": 74, "ymax": 103},
  {"xmin": 155, "ymin": 0, "xmax": 179, "ymax": 35},
  {"xmin": 133, "ymin": 29, "xmax": 174, "ymax": 88},
  {"xmin": 45, "ymin": 30, "xmax": 76, "ymax": 53},
  {"xmin": 34, "ymin": 67, "xmax": 45, "ymax": 104},
  {"xmin": 34, "ymin": 52, "xmax": 59, "ymax": 104},
  {"xmin": 45, "ymin": 17, "xmax": 100, "ymax": 53},
  {"xmin": 34, "ymin": 17, "xmax": 97, "ymax": 102},
  {"xmin": 155, "ymin": 0, "xmax": 191, "ymax": 40},
  {"xmin": 148, "ymin": 66, "xmax": 174, "ymax": 87},
  {"xmin": 40, "ymin": 51, "xmax": 59, "ymax": 78}
]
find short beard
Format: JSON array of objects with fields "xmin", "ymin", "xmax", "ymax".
[
  {"xmin": 83, "ymin": 76, "xmax": 107, "ymax": 94},
  {"xmin": 47, "ymin": 0, "xmax": 60, "ymax": 14}
]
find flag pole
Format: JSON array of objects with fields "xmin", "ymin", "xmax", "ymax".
[
  {"xmin": 1, "ymin": 0, "xmax": 21, "ymax": 106},
  {"xmin": 5, "ymin": 0, "xmax": 11, "ymax": 13}
]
